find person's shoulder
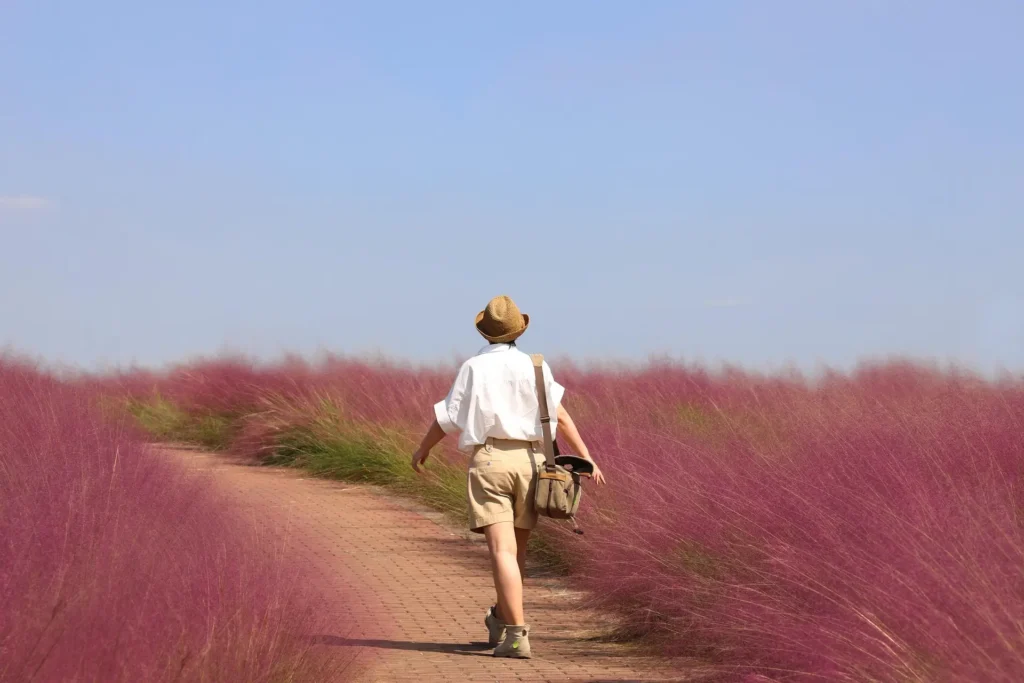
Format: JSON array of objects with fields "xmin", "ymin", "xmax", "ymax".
[
  {"xmin": 508, "ymin": 347, "xmax": 538, "ymax": 362},
  {"xmin": 531, "ymin": 353, "xmax": 559, "ymax": 377},
  {"xmin": 509, "ymin": 348, "xmax": 553, "ymax": 371}
]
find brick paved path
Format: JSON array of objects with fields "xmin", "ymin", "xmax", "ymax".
[{"xmin": 172, "ymin": 449, "xmax": 689, "ymax": 682}]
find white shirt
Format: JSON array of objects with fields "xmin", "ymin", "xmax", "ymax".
[{"xmin": 434, "ymin": 343, "xmax": 566, "ymax": 453}]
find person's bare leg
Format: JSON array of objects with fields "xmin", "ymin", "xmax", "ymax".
[
  {"xmin": 493, "ymin": 527, "xmax": 531, "ymax": 621},
  {"xmin": 514, "ymin": 527, "xmax": 531, "ymax": 580},
  {"xmin": 483, "ymin": 522, "xmax": 524, "ymax": 625}
]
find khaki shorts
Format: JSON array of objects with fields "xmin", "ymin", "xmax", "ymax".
[{"xmin": 467, "ymin": 438, "xmax": 546, "ymax": 533}]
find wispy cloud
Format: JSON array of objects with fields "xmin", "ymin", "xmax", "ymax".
[
  {"xmin": 0, "ymin": 195, "xmax": 52, "ymax": 211},
  {"xmin": 704, "ymin": 297, "xmax": 753, "ymax": 309}
]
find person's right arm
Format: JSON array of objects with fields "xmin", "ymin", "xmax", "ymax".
[
  {"xmin": 556, "ymin": 404, "xmax": 606, "ymax": 485},
  {"xmin": 411, "ymin": 419, "xmax": 447, "ymax": 472},
  {"xmin": 412, "ymin": 363, "xmax": 470, "ymax": 472}
]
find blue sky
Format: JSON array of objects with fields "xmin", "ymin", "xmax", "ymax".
[{"xmin": 2, "ymin": 1, "xmax": 1022, "ymax": 372}]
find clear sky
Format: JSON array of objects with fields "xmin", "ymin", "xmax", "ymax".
[{"xmin": 2, "ymin": 1, "xmax": 1022, "ymax": 372}]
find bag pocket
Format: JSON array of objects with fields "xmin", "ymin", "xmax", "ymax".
[{"xmin": 535, "ymin": 465, "xmax": 582, "ymax": 520}]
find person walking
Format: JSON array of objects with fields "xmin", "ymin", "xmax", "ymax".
[{"xmin": 410, "ymin": 295, "xmax": 605, "ymax": 658}]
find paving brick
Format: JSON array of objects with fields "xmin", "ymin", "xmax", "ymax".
[{"xmin": 170, "ymin": 449, "xmax": 693, "ymax": 682}]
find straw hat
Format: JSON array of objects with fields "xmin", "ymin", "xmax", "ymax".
[{"xmin": 475, "ymin": 295, "xmax": 530, "ymax": 343}]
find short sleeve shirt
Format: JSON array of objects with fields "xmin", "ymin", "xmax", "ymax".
[{"xmin": 433, "ymin": 343, "xmax": 566, "ymax": 452}]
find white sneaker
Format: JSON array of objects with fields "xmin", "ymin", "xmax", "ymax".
[
  {"xmin": 493, "ymin": 624, "xmax": 531, "ymax": 659},
  {"xmin": 484, "ymin": 605, "xmax": 505, "ymax": 646}
]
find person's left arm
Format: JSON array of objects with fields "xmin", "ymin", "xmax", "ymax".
[{"xmin": 556, "ymin": 403, "xmax": 606, "ymax": 485}]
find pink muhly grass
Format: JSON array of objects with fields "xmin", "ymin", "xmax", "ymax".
[
  {"xmin": 564, "ymin": 364, "xmax": 1024, "ymax": 681},
  {"xmin": 0, "ymin": 358, "xmax": 349, "ymax": 682},
  {"xmin": 116, "ymin": 354, "xmax": 1024, "ymax": 680}
]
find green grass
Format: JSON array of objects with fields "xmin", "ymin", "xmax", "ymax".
[
  {"xmin": 125, "ymin": 396, "xmax": 236, "ymax": 450},
  {"xmin": 271, "ymin": 425, "xmax": 468, "ymax": 517}
]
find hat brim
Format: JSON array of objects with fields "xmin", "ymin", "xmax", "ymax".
[{"xmin": 475, "ymin": 312, "xmax": 529, "ymax": 343}]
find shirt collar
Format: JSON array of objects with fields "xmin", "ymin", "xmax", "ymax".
[{"xmin": 478, "ymin": 343, "xmax": 516, "ymax": 355}]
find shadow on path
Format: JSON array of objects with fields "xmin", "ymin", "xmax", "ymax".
[{"xmin": 311, "ymin": 635, "xmax": 495, "ymax": 657}]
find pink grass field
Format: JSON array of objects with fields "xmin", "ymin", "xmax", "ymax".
[
  {"xmin": 0, "ymin": 357, "xmax": 350, "ymax": 683},
  {"xmin": 109, "ymin": 354, "xmax": 1024, "ymax": 681}
]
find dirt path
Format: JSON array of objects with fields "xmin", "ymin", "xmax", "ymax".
[{"xmin": 171, "ymin": 448, "xmax": 687, "ymax": 682}]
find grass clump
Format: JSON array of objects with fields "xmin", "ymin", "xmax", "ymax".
[
  {"xmin": 1, "ymin": 359, "xmax": 353, "ymax": 682},
  {"xmin": 125, "ymin": 396, "xmax": 234, "ymax": 449}
]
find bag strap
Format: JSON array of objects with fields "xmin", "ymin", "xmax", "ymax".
[{"xmin": 531, "ymin": 354, "xmax": 557, "ymax": 471}]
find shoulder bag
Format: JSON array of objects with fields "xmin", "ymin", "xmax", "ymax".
[{"xmin": 530, "ymin": 354, "xmax": 589, "ymax": 520}]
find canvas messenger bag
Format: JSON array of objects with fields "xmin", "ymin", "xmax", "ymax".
[{"xmin": 530, "ymin": 354, "xmax": 590, "ymax": 520}]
